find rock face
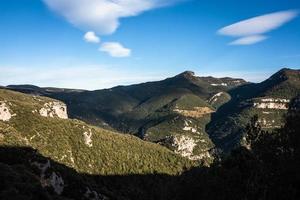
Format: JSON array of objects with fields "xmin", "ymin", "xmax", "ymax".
[
  {"xmin": 209, "ymin": 92, "xmax": 225, "ymax": 104},
  {"xmin": 211, "ymin": 83, "xmax": 228, "ymax": 86},
  {"xmin": 39, "ymin": 101, "xmax": 68, "ymax": 119},
  {"xmin": 253, "ymin": 98, "xmax": 290, "ymax": 110},
  {"xmin": 200, "ymin": 77, "xmax": 246, "ymax": 88},
  {"xmin": 170, "ymin": 135, "xmax": 211, "ymax": 161},
  {"xmin": 0, "ymin": 101, "xmax": 13, "ymax": 121},
  {"xmin": 83, "ymin": 129, "xmax": 93, "ymax": 147},
  {"xmin": 172, "ymin": 135, "xmax": 197, "ymax": 159},
  {"xmin": 31, "ymin": 159, "xmax": 64, "ymax": 195}
]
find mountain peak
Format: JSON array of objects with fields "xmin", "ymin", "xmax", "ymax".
[
  {"xmin": 176, "ymin": 71, "xmax": 196, "ymax": 79},
  {"xmin": 276, "ymin": 67, "xmax": 297, "ymax": 75},
  {"xmin": 258, "ymin": 68, "xmax": 300, "ymax": 98},
  {"xmin": 268, "ymin": 68, "xmax": 300, "ymax": 82}
]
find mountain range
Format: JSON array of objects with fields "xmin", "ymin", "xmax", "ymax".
[
  {"xmin": 1, "ymin": 67, "xmax": 300, "ymax": 199},
  {"xmin": 3, "ymin": 68, "xmax": 300, "ymax": 161}
]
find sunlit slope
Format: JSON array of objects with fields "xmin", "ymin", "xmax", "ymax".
[
  {"xmin": 207, "ymin": 68, "xmax": 300, "ymax": 152},
  {"xmin": 0, "ymin": 89, "xmax": 193, "ymax": 176}
]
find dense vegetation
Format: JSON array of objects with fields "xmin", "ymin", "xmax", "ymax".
[
  {"xmin": 0, "ymin": 89, "xmax": 194, "ymax": 176},
  {"xmin": 181, "ymin": 97, "xmax": 300, "ymax": 199},
  {"xmin": 7, "ymin": 69, "xmax": 300, "ymax": 156},
  {"xmin": 1, "ymin": 68, "xmax": 300, "ymax": 199},
  {"xmin": 5, "ymin": 71, "xmax": 246, "ymax": 159},
  {"xmin": 1, "ymin": 94, "xmax": 299, "ymax": 200},
  {"xmin": 207, "ymin": 68, "xmax": 300, "ymax": 152}
]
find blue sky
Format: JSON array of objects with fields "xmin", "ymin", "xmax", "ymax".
[{"xmin": 0, "ymin": 0, "xmax": 300, "ymax": 89}]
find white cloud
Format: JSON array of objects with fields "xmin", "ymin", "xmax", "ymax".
[
  {"xmin": 218, "ymin": 10, "xmax": 298, "ymax": 37},
  {"xmin": 99, "ymin": 42, "xmax": 131, "ymax": 57},
  {"xmin": 43, "ymin": 0, "xmax": 179, "ymax": 35},
  {"xmin": 229, "ymin": 35, "xmax": 268, "ymax": 45},
  {"xmin": 84, "ymin": 31, "xmax": 100, "ymax": 43},
  {"xmin": 218, "ymin": 10, "xmax": 298, "ymax": 45}
]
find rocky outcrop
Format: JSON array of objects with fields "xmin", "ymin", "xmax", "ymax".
[
  {"xmin": 49, "ymin": 172, "xmax": 64, "ymax": 195},
  {"xmin": 205, "ymin": 77, "xmax": 246, "ymax": 87},
  {"xmin": 240, "ymin": 98, "xmax": 290, "ymax": 110},
  {"xmin": 39, "ymin": 101, "xmax": 68, "ymax": 119},
  {"xmin": 209, "ymin": 92, "xmax": 225, "ymax": 104},
  {"xmin": 172, "ymin": 135, "xmax": 197, "ymax": 159},
  {"xmin": 211, "ymin": 83, "xmax": 228, "ymax": 86},
  {"xmin": 31, "ymin": 159, "xmax": 64, "ymax": 195},
  {"xmin": 253, "ymin": 98, "xmax": 290, "ymax": 110},
  {"xmin": 182, "ymin": 119, "xmax": 200, "ymax": 134},
  {"xmin": 0, "ymin": 101, "xmax": 14, "ymax": 121},
  {"xmin": 83, "ymin": 129, "xmax": 93, "ymax": 147},
  {"xmin": 182, "ymin": 126, "xmax": 197, "ymax": 133},
  {"xmin": 169, "ymin": 135, "xmax": 211, "ymax": 161}
]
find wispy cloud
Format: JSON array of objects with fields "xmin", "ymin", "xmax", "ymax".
[
  {"xmin": 99, "ymin": 42, "xmax": 131, "ymax": 57},
  {"xmin": 84, "ymin": 31, "xmax": 100, "ymax": 43},
  {"xmin": 229, "ymin": 35, "xmax": 268, "ymax": 45},
  {"xmin": 43, "ymin": 0, "xmax": 179, "ymax": 35},
  {"xmin": 218, "ymin": 10, "xmax": 299, "ymax": 45}
]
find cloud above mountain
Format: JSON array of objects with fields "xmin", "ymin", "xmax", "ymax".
[
  {"xmin": 43, "ymin": 0, "xmax": 179, "ymax": 35},
  {"xmin": 84, "ymin": 31, "xmax": 101, "ymax": 43},
  {"xmin": 229, "ymin": 35, "xmax": 268, "ymax": 45},
  {"xmin": 99, "ymin": 42, "xmax": 131, "ymax": 57},
  {"xmin": 43, "ymin": 0, "xmax": 180, "ymax": 58},
  {"xmin": 218, "ymin": 10, "xmax": 298, "ymax": 45}
]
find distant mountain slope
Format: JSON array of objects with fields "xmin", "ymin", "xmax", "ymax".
[
  {"xmin": 9, "ymin": 68, "xmax": 300, "ymax": 156},
  {"xmin": 10, "ymin": 69, "xmax": 300, "ymax": 157},
  {"xmin": 207, "ymin": 68, "xmax": 300, "ymax": 152},
  {"xmin": 2, "ymin": 103, "xmax": 300, "ymax": 200},
  {"xmin": 6, "ymin": 71, "xmax": 246, "ymax": 161},
  {"xmin": 0, "ymin": 89, "xmax": 194, "ymax": 196}
]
